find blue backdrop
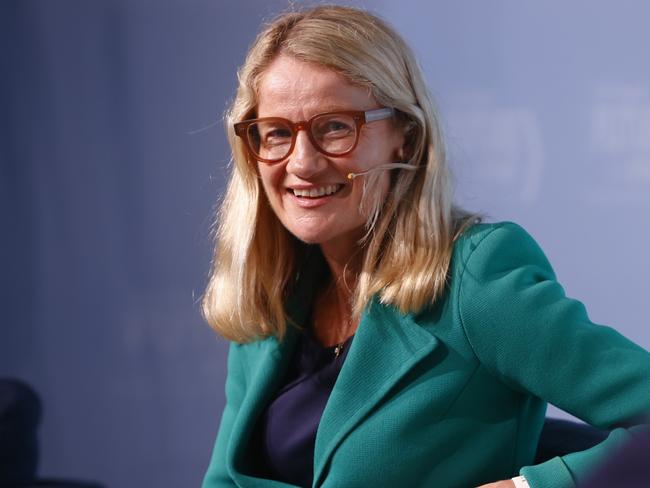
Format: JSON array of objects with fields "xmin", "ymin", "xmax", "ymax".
[{"xmin": 1, "ymin": 1, "xmax": 648, "ymax": 487}]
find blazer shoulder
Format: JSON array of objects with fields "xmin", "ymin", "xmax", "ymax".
[
  {"xmin": 452, "ymin": 221, "xmax": 548, "ymax": 275},
  {"xmin": 454, "ymin": 220, "xmax": 533, "ymax": 249}
]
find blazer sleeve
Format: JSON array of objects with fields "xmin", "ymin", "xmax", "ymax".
[
  {"xmin": 203, "ymin": 342, "xmax": 246, "ymax": 488},
  {"xmin": 458, "ymin": 222, "xmax": 650, "ymax": 488}
]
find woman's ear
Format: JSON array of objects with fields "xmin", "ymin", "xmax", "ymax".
[
  {"xmin": 397, "ymin": 119, "xmax": 417, "ymax": 162},
  {"xmin": 394, "ymin": 143, "xmax": 406, "ymax": 162}
]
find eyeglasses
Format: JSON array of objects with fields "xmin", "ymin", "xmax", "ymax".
[{"xmin": 234, "ymin": 107, "xmax": 394, "ymax": 164}]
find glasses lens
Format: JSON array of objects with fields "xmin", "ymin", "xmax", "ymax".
[
  {"xmin": 247, "ymin": 120, "xmax": 292, "ymax": 161},
  {"xmin": 311, "ymin": 113, "xmax": 357, "ymax": 155}
]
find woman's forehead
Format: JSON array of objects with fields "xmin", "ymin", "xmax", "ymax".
[{"xmin": 256, "ymin": 55, "xmax": 376, "ymax": 117}]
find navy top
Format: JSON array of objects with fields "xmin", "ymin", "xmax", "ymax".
[{"xmin": 248, "ymin": 328, "xmax": 354, "ymax": 487}]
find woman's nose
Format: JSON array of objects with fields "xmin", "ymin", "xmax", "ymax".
[{"xmin": 285, "ymin": 130, "xmax": 327, "ymax": 178}]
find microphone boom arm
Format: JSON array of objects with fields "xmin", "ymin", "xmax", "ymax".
[{"xmin": 347, "ymin": 163, "xmax": 418, "ymax": 180}]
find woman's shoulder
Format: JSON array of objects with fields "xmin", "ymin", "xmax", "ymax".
[
  {"xmin": 452, "ymin": 220, "xmax": 551, "ymax": 273},
  {"xmin": 454, "ymin": 220, "xmax": 533, "ymax": 249}
]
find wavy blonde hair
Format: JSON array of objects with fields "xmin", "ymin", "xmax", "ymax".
[{"xmin": 202, "ymin": 5, "xmax": 476, "ymax": 343}]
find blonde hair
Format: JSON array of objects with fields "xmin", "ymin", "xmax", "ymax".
[{"xmin": 202, "ymin": 5, "xmax": 476, "ymax": 343}]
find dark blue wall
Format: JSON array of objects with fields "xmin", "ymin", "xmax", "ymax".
[
  {"xmin": 0, "ymin": 1, "xmax": 290, "ymax": 486},
  {"xmin": 1, "ymin": 1, "xmax": 648, "ymax": 487}
]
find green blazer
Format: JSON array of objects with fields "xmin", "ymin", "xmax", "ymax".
[{"xmin": 203, "ymin": 222, "xmax": 650, "ymax": 488}]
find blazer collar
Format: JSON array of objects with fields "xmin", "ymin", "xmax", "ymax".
[
  {"xmin": 227, "ymin": 250, "xmax": 321, "ymax": 487},
  {"xmin": 226, "ymin": 254, "xmax": 439, "ymax": 487},
  {"xmin": 312, "ymin": 298, "xmax": 438, "ymax": 486},
  {"xmin": 227, "ymin": 330, "xmax": 300, "ymax": 488}
]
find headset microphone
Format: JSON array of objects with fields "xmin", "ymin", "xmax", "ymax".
[{"xmin": 347, "ymin": 162, "xmax": 417, "ymax": 180}]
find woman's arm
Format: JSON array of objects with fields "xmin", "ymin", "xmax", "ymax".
[
  {"xmin": 459, "ymin": 222, "xmax": 650, "ymax": 488},
  {"xmin": 202, "ymin": 343, "xmax": 247, "ymax": 488}
]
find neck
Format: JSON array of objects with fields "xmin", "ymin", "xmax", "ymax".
[
  {"xmin": 312, "ymin": 239, "xmax": 363, "ymax": 347},
  {"xmin": 319, "ymin": 240, "xmax": 362, "ymax": 305}
]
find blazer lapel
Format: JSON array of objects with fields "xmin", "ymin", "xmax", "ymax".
[
  {"xmin": 227, "ymin": 251, "xmax": 324, "ymax": 487},
  {"xmin": 312, "ymin": 299, "xmax": 439, "ymax": 486},
  {"xmin": 227, "ymin": 329, "xmax": 298, "ymax": 487}
]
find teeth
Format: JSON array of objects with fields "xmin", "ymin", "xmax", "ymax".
[{"xmin": 293, "ymin": 184, "xmax": 341, "ymax": 198}]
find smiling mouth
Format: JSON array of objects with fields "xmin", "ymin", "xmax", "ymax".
[{"xmin": 290, "ymin": 184, "xmax": 343, "ymax": 198}]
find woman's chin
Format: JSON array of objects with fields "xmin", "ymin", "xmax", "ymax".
[
  {"xmin": 287, "ymin": 225, "xmax": 367, "ymax": 255},
  {"xmin": 290, "ymin": 230, "xmax": 330, "ymax": 245},
  {"xmin": 283, "ymin": 219, "xmax": 338, "ymax": 245}
]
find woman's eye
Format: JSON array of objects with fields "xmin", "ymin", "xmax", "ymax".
[
  {"xmin": 319, "ymin": 120, "xmax": 353, "ymax": 137},
  {"xmin": 262, "ymin": 127, "xmax": 292, "ymax": 146}
]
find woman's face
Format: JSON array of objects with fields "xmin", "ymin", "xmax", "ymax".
[{"xmin": 256, "ymin": 55, "xmax": 405, "ymax": 256}]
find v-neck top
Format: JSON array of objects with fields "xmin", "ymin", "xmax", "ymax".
[{"xmin": 247, "ymin": 328, "xmax": 355, "ymax": 487}]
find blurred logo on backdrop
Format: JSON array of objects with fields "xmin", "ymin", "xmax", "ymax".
[
  {"xmin": 445, "ymin": 92, "xmax": 544, "ymax": 206},
  {"xmin": 588, "ymin": 83, "xmax": 650, "ymax": 204}
]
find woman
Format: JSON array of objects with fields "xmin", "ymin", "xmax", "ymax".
[{"xmin": 202, "ymin": 6, "xmax": 650, "ymax": 488}]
